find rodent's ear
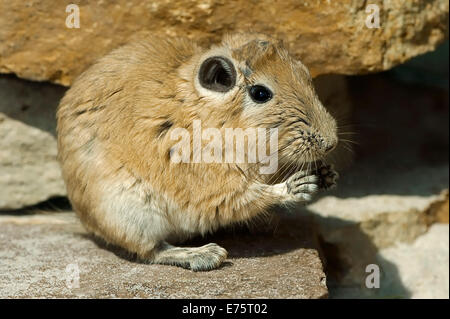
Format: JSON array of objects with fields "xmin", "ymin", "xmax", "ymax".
[{"xmin": 198, "ymin": 56, "xmax": 236, "ymax": 93}]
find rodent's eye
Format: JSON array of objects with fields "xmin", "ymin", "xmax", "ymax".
[{"xmin": 249, "ymin": 85, "xmax": 273, "ymax": 103}]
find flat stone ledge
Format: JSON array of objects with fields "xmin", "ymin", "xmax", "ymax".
[{"xmin": 0, "ymin": 212, "xmax": 327, "ymax": 299}]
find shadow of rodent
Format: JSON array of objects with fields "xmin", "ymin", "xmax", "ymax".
[
  {"xmin": 80, "ymin": 207, "xmax": 319, "ymax": 263},
  {"xmin": 184, "ymin": 208, "xmax": 319, "ymax": 259},
  {"xmin": 81, "ymin": 232, "xmax": 237, "ymax": 270},
  {"xmin": 79, "ymin": 233, "xmax": 140, "ymax": 262},
  {"xmin": 302, "ymin": 209, "xmax": 411, "ymax": 299}
]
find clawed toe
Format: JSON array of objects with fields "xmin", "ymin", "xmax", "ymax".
[
  {"xmin": 286, "ymin": 170, "xmax": 320, "ymax": 202},
  {"xmin": 316, "ymin": 164, "xmax": 339, "ymax": 190}
]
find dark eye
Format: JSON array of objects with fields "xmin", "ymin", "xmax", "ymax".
[{"xmin": 249, "ymin": 85, "xmax": 273, "ymax": 103}]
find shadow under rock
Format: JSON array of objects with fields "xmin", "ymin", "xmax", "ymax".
[
  {"xmin": 302, "ymin": 65, "xmax": 449, "ymax": 298},
  {"xmin": 303, "ymin": 209, "xmax": 411, "ymax": 299},
  {"xmin": 330, "ymin": 72, "xmax": 448, "ymax": 199},
  {"xmin": 0, "ymin": 74, "xmax": 67, "ymax": 137}
]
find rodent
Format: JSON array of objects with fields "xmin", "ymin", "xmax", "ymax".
[{"xmin": 56, "ymin": 33, "xmax": 339, "ymax": 271}]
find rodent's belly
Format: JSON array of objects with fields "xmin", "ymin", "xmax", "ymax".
[
  {"xmin": 100, "ymin": 179, "xmax": 221, "ymax": 243},
  {"xmin": 66, "ymin": 150, "xmax": 221, "ymax": 244},
  {"xmin": 164, "ymin": 206, "xmax": 222, "ymax": 243}
]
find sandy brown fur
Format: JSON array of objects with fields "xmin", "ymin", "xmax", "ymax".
[{"xmin": 57, "ymin": 33, "xmax": 338, "ymax": 271}]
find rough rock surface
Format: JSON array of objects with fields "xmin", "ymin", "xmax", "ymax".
[
  {"xmin": 0, "ymin": 0, "xmax": 448, "ymax": 86},
  {"xmin": 0, "ymin": 76, "xmax": 66, "ymax": 210},
  {"xmin": 308, "ymin": 192, "xmax": 447, "ymax": 249},
  {"xmin": 303, "ymin": 72, "xmax": 449, "ymax": 297},
  {"xmin": 425, "ymin": 190, "xmax": 449, "ymax": 224},
  {"xmin": 0, "ymin": 212, "xmax": 327, "ymax": 298},
  {"xmin": 307, "ymin": 190, "xmax": 448, "ymax": 295},
  {"xmin": 0, "ymin": 115, "xmax": 65, "ymax": 210},
  {"xmin": 377, "ymin": 224, "xmax": 449, "ymax": 299},
  {"xmin": 329, "ymin": 224, "xmax": 449, "ymax": 299}
]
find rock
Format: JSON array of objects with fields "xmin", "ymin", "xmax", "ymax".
[
  {"xmin": 305, "ymin": 190, "xmax": 448, "ymax": 295},
  {"xmin": 301, "ymin": 71, "xmax": 449, "ymax": 297},
  {"xmin": 0, "ymin": 212, "xmax": 328, "ymax": 298},
  {"xmin": 0, "ymin": 115, "xmax": 66, "ymax": 210},
  {"xmin": 0, "ymin": 0, "xmax": 448, "ymax": 86},
  {"xmin": 377, "ymin": 224, "xmax": 449, "ymax": 299},
  {"xmin": 309, "ymin": 194, "xmax": 445, "ymax": 248},
  {"xmin": 306, "ymin": 190, "xmax": 448, "ymax": 295},
  {"xmin": 0, "ymin": 75, "xmax": 66, "ymax": 210},
  {"xmin": 425, "ymin": 190, "xmax": 449, "ymax": 224},
  {"xmin": 330, "ymin": 224, "xmax": 449, "ymax": 298}
]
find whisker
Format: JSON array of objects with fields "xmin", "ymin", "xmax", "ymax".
[
  {"xmin": 341, "ymin": 144, "xmax": 355, "ymax": 154},
  {"xmin": 339, "ymin": 139, "xmax": 359, "ymax": 145},
  {"xmin": 338, "ymin": 132, "xmax": 358, "ymax": 135}
]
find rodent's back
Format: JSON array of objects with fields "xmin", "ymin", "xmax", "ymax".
[{"xmin": 56, "ymin": 37, "xmax": 201, "ymax": 228}]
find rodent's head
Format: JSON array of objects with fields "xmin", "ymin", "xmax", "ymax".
[{"xmin": 185, "ymin": 33, "xmax": 338, "ymax": 166}]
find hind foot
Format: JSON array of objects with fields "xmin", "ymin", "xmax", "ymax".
[{"xmin": 148, "ymin": 242, "xmax": 228, "ymax": 271}]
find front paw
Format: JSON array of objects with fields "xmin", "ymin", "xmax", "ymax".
[
  {"xmin": 316, "ymin": 164, "xmax": 339, "ymax": 190},
  {"xmin": 285, "ymin": 170, "xmax": 319, "ymax": 202}
]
